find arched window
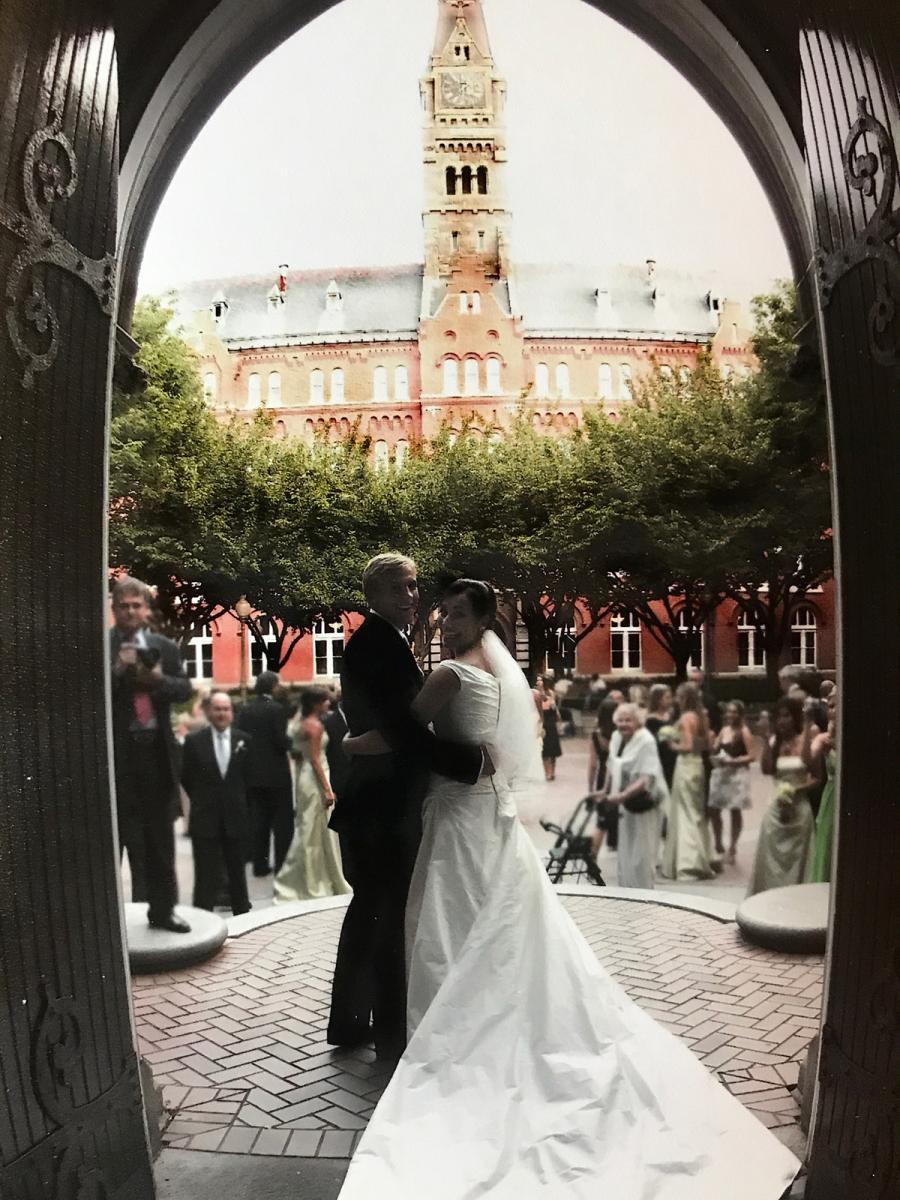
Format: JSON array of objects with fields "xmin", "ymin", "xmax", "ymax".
[
  {"xmin": 458, "ymin": 291, "xmax": 469, "ymax": 314},
  {"xmin": 395, "ymin": 439, "xmax": 409, "ymax": 466},
  {"xmin": 445, "ymin": 166, "xmax": 457, "ymax": 195},
  {"xmin": 676, "ymin": 609, "xmax": 704, "ymax": 668},
  {"xmin": 721, "ymin": 363, "xmax": 733, "ymax": 381},
  {"xmin": 486, "ymin": 357, "xmax": 502, "ymax": 395},
  {"xmin": 202, "ymin": 372, "xmax": 217, "ymax": 403},
  {"xmin": 610, "ymin": 612, "xmax": 641, "ymax": 672},
  {"xmin": 737, "ymin": 611, "xmax": 765, "ymax": 670},
  {"xmin": 246, "ymin": 372, "xmax": 261, "ymax": 409},
  {"xmin": 535, "ymin": 362, "xmax": 550, "ymax": 398},
  {"xmin": 791, "ymin": 606, "xmax": 817, "ymax": 666},
  {"xmin": 659, "ymin": 364, "xmax": 673, "ymax": 380},
  {"xmin": 330, "ymin": 367, "xmax": 344, "ymax": 403},
  {"xmin": 373, "ymin": 365, "xmax": 388, "ymax": 402},
  {"xmin": 555, "ymin": 362, "xmax": 570, "ymax": 398},
  {"xmin": 443, "ymin": 358, "xmax": 459, "ymax": 395},
  {"xmin": 309, "ymin": 368, "xmax": 324, "ymax": 404},
  {"xmin": 678, "ymin": 365, "xmax": 690, "ymax": 383},
  {"xmin": 598, "ymin": 363, "xmax": 613, "ymax": 399},
  {"xmin": 477, "ymin": 166, "xmax": 488, "ymax": 194},
  {"xmin": 470, "ymin": 291, "xmax": 482, "ymax": 314},
  {"xmin": 373, "ymin": 440, "xmax": 390, "ymax": 471},
  {"xmin": 619, "ymin": 363, "xmax": 632, "ymax": 397},
  {"xmin": 267, "ymin": 371, "xmax": 282, "ymax": 407},
  {"xmin": 461, "ymin": 165, "xmax": 473, "ymax": 195},
  {"xmin": 464, "ymin": 357, "xmax": 480, "ymax": 395},
  {"xmin": 394, "ymin": 364, "xmax": 409, "ymax": 401}
]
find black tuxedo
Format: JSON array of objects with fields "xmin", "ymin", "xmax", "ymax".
[
  {"xmin": 323, "ymin": 706, "xmax": 351, "ymax": 801},
  {"xmin": 181, "ymin": 725, "xmax": 252, "ymax": 914},
  {"xmin": 110, "ymin": 626, "xmax": 192, "ymax": 921},
  {"xmin": 235, "ymin": 694, "xmax": 293, "ymax": 873},
  {"xmin": 327, "ymin": 613, "xmax": 481, "ymax": 1056}
]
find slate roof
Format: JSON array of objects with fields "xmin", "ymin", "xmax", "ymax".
[{"xmin": 172, "ymin": 262, "xmax": 723, "ymax": 346}]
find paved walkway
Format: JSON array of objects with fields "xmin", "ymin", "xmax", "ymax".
[{"xmin": 133, "ymin": 894, "xmax": 822, "ymax": 1164}]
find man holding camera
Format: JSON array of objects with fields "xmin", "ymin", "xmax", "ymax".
[{"xmin": 110, "ymin": 576, "xmax": 192, "ymax": 932}]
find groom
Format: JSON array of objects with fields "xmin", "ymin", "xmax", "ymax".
[{"xmin": 327, "ymin": 553, "xmax": 486, "ymax": 1059}]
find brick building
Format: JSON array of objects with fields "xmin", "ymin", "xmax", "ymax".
[{"xmin": 173, "ymin": 0, "xmax": 834, "ymax": 689}]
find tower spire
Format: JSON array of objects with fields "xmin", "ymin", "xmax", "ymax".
[{"xmin": 432, "ymin": 0, "xmax": 492, "ymax": 64}]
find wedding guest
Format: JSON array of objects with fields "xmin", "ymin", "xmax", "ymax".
[
  {"xmin": 235, "ymin": 670, "xmax": 293, "ymax": 877},
  {"xmin": 708, "ymin": 700, "xmax": 755, "ymax": 864},
  {"xmin": 627, "ymin": 683, "xmax": 649, "ymax": 711},
  {"xmin": 661, "ymin": 682, "xmax": 717, "ymax": 881},
  {"xmin": 807, "ymin": 688, "xmax": 838, "ymax": 882},
  {"xmin": 688, "ymin": 666, "xmax": 722, "ymax": 733},
  {"xmin": 537, "ymin": 675, "xmax": 562, "ymax": 781},
  {"xmin": 746, "ymin": 697, "xmax": 816, "ymax": 896},
  {"xmin": 589, "ymin": 694, "xmax": 620, "ymax": 857},
  {"xmin": 275, "ymin": 687, "xmax": 350, "ymax": 902},
  {"xmin": 644, "ymin": 683, "xmax": 676, "ymax": 788},
  {"xmin": 596, "ymin": 704, "xmax": 668, "ymax": 888}
]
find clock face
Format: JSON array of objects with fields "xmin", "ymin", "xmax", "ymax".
[{"xmin": 440, "ymin": 71, "xmax": 487, "ymax": 109}]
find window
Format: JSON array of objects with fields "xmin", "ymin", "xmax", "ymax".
[
  {"xmin": 267, "ymin": 371, "xmax": 282, "ymax": 407},
  {"xmin": 459, "ymin": 291, "xmax": 469, "ymax": 314},
  {"xmin": 202, "ymin": 372, "xmax": 217, "ymax": 403},
  {"xmin": 395, "ymin": 439, "xmax": 409, "ymax": 466},
  {"xmin": 619, "ymin": 363, "xmax": 632, "ymax": 397},
  {"xmin": 331, "ymin": 367, "xmax": 344, "ymax": 403},
  {"xmin": 659, "ymin": 364, "xmax": 673, "ymax": 380},
  {"xmin": 548, "ymin": 624, "xmax": 577, "ymax": 676},
  {"xmin": 610, "ymin": 612, "xmax": 641, "ymax": 671},
  {"xmin": 445, "ymin": 166, "xmax": 457, "ymax": 195},
  {"xmin": 555, "ymin": 362, "xmax": 570, "ymax": 399},
  {"xmin": 394, "ymin": 364, "xmax": 409, "ymax": 401},
  {"xmin": 791, "ymin": 606, "xmax": 817, "ymax": 667},
  {"xmin": 598, "ymin": 363, "xmax": 613, "ymax": 399},
  {"xmin": 678, "ymin": 366, "xmax": 690, "ymax": 383},
  {"xmin": 486, "ymin": 357, "xmax": 502, "ymax": 395},
  {"xmin": 246, "ymin": 372, "xmax": 261, "ymax": 409},
  {"xmin": 477, "ymin": 165, "xmax": 488, "ymax": 194},
  {"xmin": 313, "ymin": 619, "xmax": 345, "ymax": 678},
  {"xmin": 677, "ymin": 609, "xmax": 704, "ymax": 669},
  {"xmin": 425, "ymin": 621, "xmax": 444, "ymax": 672},
  {"xmin": 373, "ymin": 365, "xmax": 388, "ymax": 402},
  {"xmin": 737, "ymin": 612, "xmax": 766, "ymax": 671},
  {"xmin": 373, "ymin": 440, "xmax": 390, "ymax": 471},
  {"xmin": 535, "ymin": 362, "xmax": 550, "ymax": 398},
  {"xmin": 309, "ymin": 368, "xmax": 324, "ymax": 404},
  {"xmin": 249, "ymin": 617, "xmax": 277, "ymax": 678},
  {"xmin": 478, "ymin": 231, "xmax": 486, "ymax": 250},
  {"xmin": 451, "ymin": 231, "xmax": 460, "ymax": 252},
  {"xmin": 443, "ymin": 358, "xmax": 459, "ymax": 395},
  {"xmin": 721, "ymin": 363, "xmax": 733, "ymax": 381},
  {"xmin": 464, "ymin": 357, "xmax": 480, "ymax": 395},
  {"xmin": 183, "ymin": 627, "xmax": 213, "ymax": 681},
  {"xmin": 471, "ymin": 291, "xmax": 481, "ymax": 314},
  {"xmin": 461, "ymin": 165, "xmax": 473, "ymax": 195}
]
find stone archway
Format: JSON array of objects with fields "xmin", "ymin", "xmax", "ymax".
[{"xmin": 1, "ymin": 3, "xmax": 897, "ymax": 1198}]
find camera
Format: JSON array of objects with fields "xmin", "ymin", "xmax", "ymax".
[{"xmin": 136, "ymin": 646, "xmax": 161, "ymax": 669}]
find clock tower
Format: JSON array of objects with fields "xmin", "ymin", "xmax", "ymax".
[{"xmin": 420, "ymin": 0, "xmax": 512, "ymax": 282}]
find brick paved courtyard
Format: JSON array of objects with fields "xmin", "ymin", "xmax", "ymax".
[{"xmin": 133, "ymin": 895, "xmax": 823, "ymax": 1163}]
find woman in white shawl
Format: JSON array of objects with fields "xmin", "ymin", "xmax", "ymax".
[{"xmin": 598, "ymin": 703, "xmax": 669, "ymax": 888}]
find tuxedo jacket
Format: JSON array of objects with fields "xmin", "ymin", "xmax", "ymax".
[
  {"xmin": 235, "ymin": 694, "xmax": 292, "ymax": 789},
  {"xmin": 109, "ymin": 627, "xmax": 192, "ymax": 792},
  {"xmin": 181, "ymin": 725, "xmax": 252, "ymax": 840},
  {"xmin": 323, "ymin": 706, "xmax": 352, "ymax": 802},
  {"xmin": 329, "ymin": 614, "xmax": 481, "ymax": 833}
]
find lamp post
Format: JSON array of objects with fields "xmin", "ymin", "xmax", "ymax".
[{"xmin": 235, "ymin": 595, "xmax": 252, "ymax": 703}]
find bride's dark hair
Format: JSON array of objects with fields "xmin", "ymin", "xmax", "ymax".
[{"xmin": 443, "ymin": 578, "xmax": 497, "ymax": 623}]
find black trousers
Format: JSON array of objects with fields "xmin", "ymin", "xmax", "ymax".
[
  {"xmin": 116, "ymin": 738, "xmax": 178, "ymax": 922},
  {"xmin": 328, "ymin": 813, "xmax": 419, "ymax": 1057},
  {"xmin": 192, "ymin": 831, "xmax": 250, "ymax": 915},
  {"xmin": 248, "ymin": 784, "xmax": 294, "ymax": 873}
]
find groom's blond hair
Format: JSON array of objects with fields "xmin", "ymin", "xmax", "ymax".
[{"xmin": 362, "ymin": 552, "xmax": 417, "ymax": 601}]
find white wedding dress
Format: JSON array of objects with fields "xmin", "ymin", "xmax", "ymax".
[{"xmin": 338, "ymin": 660, "xmax": 799, "ymax": 1199}]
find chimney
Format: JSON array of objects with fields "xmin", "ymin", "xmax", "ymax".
[{"xmin": 646, "ymin": 258, "xmax": 657, "ymax": 283}]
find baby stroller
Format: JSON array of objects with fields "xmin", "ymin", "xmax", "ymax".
[{"xmin": 540, "ymin": 796, "xmax": 606, "ymax": 887}]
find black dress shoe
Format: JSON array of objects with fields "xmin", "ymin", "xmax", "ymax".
[
  {"xmin": 148, "ymin": 913, "xmax": 191, "ymax": 934},
  {"xmin": 252, "ymin": 864, "xmax": 272, "ymax": 877},
  {"xmin": 326, "ymin": 1024, "xmax": 373, "ymax": 1049}
]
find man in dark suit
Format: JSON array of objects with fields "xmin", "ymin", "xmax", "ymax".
[
  {"xmin": 110, "ymin": 576, "xmax": 193, "ymax": 933},
  {"xmin": 235, "ymin": 670, "xmax": 293, "ymax": 876},
  {"xmin": 327, "ymin": 553, "xmax": 487, "ymax": 1060},
  {"xmin": 322, "ymin": 686, "xmax": 351, "ymax": 802},
  {"xmin": 181, "ymin": 692, "xmax": 252, "ymax": 915}
]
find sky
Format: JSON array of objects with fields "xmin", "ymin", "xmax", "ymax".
[{"xmin": 138, "ymin": 0, "xmax": 792, "ymax": 307}]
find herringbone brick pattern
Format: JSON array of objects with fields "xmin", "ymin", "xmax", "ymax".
[{"xmin": 132, "ymin": 898, "xmax": 822, "ymax": 1159}]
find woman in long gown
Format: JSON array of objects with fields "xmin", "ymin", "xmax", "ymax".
[
  {"xmin": 807, "ymin": 688, "xmax": 837, "ymax": 883},
  {"xmin": 273, "ymin": 687, "xmax": 350, "ymax": 903},
  {"xmin": 746, "ymin": 697, "xmax": 816, "ymax": 898},
  {"xmin": 708, "ymin": 700, "xmax": 755, "ymax": 864},
  {"xmin": 595, "ymin": 702, "xmax": 668, "ymax": 889},
  {"xmin": 339, "ymin": 580, "xmax": 798, "ymax": 1199},
  {"xmin": 660, "ymin": 681, "xmax": 718, "ymax": 881},
  {"xmin": 537, "ymin": 675, "xmax": 562, "ymax": 779}
]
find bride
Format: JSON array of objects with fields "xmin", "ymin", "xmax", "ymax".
[{"xmin": 338, "ymin": 579, "xmax": 799, "ymax": 1199}]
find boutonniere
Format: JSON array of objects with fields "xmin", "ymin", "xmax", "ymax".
[{"xmin": 233, "ymin": 740, "xmax": 247, "ymax": 755}]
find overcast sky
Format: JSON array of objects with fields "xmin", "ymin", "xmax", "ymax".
[{"xmin": 138, "ymin": 0, "xmax": 791, "ymax": 307}]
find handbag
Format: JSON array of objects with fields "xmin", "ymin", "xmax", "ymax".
[{"xmin": 619, "ymin": 766, "xmax": 658, "ymax": 814}]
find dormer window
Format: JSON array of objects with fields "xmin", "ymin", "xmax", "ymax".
[
  {"xmin": 210, "ymin": 292, "xmax": 229, "ymax": 323},
  {"xmin": 325, "ymin": 280, "xmax": 343, "ymax": 313},
  {"xmin": 706, "ymin": 291, "xmax": 723, "ymax": 314}
]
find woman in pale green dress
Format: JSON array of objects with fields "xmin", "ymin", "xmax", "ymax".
[
  {"xmin": 274, "ymin": 688, "xmax": 350, "ymax": 903},
  {"xmin": 661, "ymin": 682, "xmax": 717, "ymax": 881},
  {"xmin": 808, "ymin": 688, "xmax": 838, "ymax": 883},
  {"xmin": 746, "ymin": 697, "xmax": 816, "ymax": 897}
]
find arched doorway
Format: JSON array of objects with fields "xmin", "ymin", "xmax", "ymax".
[{"xmin": 0, "ymin": 3, "xmax": 896, "ymax": 1198}]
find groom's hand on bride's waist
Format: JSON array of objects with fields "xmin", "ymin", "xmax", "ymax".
[{"xmin": 480, "ymin": 747, "xmax": 496, "ymax": 778}]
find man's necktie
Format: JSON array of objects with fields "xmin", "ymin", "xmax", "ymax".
[{"xmin": 133, "ymin": 690, "xmax": 154, "ymax": 726}]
